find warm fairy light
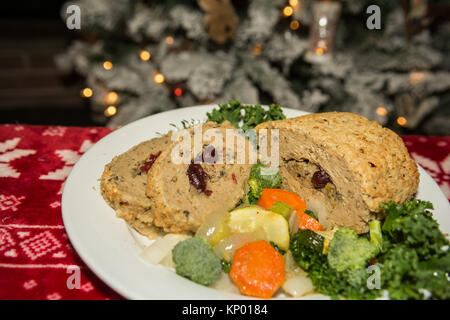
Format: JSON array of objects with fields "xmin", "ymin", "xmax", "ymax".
[
  {"xmin": 174, "ymin": 88, "xmax": 183, "ymax": 96},
  {"xmin": 252, "ymin": 44, "xmax": 262, "ymax": 56},
  {"xmin": 105, "ymin": 91, "xmax": 119, "ymax": 104},
  {"xmin": 376, "ymin": 107, "xmax": 388, "ymax": 116},
  {"xmin": 139, "ymin": 50, "xmax": 151, "ymax": 61},
  {"xmin": 103, "ymin": 61, "xmax": 113, "ymax": 70},
  {"xmin": 397, "ymin": 116, "xmax": 407, "ymax": 126},
  {"xmin": 81, "ymin": 88, "xmax": 93, "ymax": 98},
  {"xmin": 315, "ymin": 47, "xmax": 324, "ymax": 55},
  {"xmin": 290, "ymin": 20, "xmax": 300, "ymax": 30},
  {"xmin": 165, "ymin": 36, "xmax": 174, "ymax": 44},
  {"xmin": 153, "ymin": 73, "xmax": 165, "ymax": 84},
  {"xmin": 283, "ymin": 6, "xmax": 293, "ymax": 17},
  {"xmin": 289, "ymin": 0, "xmax": 298, "ymax": 7},
  {"xmin": 409, "ymin": 71, "xmax": 425, "ymax": 86},
  {"xmin": 104, "ymin": 106, "xmax": 117, "ymax": 117},
  {"xmin": 319, "ymin": 17, "xmax": 328, "ymax": 27}
]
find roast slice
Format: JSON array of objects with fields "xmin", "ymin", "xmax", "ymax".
[
  {"xmin": 100, "ymin": 134, "xmax": 172, "ymax": 238},
  {"xmin": 146, "ymin": 121, "xmax": 255, "ymax": 233},
  {"xmin": 256, "ymin": 112, "xmax": 419, "ymax": 233}
]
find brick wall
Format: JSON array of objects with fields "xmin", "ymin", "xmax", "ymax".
[{"xmin": 0, "ymin": 20, "xmax": 82, "ymax": 109}]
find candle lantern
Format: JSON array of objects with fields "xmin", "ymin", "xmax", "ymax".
[{"xmin": 305, "ymin": 1, "xmax": 341, "ymax": 63}]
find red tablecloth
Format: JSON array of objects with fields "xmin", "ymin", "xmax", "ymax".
[{"xmin": 0, "ymin": 124, "xmax": 449, "ymax": 300}]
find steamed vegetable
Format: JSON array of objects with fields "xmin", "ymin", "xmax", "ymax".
[
  {"xmin": 282, "ymin": 275, "xmax": 314, "ymax": 297},
  {"xmin": 327, "ymin": 228, "xmax": 378, "ymax": 273},
  {"xmin": 247, "ymin": 164, "xmax": 282, "ymax": 204},
  {"xmin": 140, "ymin": 234, "xmax": 190, "ymax": 265},
  {"xmin": 257, "ymin": 188, "xmax": 323, "ymax": 231},
  {"xmin": 305, "ymin": 209, "xmax": 318, "ymax": 220},
  {"xmin": 172, "ymin": 237, "xmax": 222, "ymax": 286},
  {"xmin": 290, "ymin": 229, "xmax": 380, "ymax": 299},
  {"xmin": 221, "ymin": 259, "xmax": 232, "ymax": 273},
  {"xmin": 381, "ymin": 200, "xmax": 448, "ymax": 260},
  {"xmin": 206, "ymin": 100, "xmax": 286, "ymax": 131},
  {"xmin": 269, "ymin": 201, "xmax": 293, "ymax": 219},
  {"xmin": 289, "ymin": 199, "xmax": 450, "ymax": 300},
  {"xmin": 228, "ymin": 205, "xmax": 290, "ymax": 251},
  {"xmin": 195, "ymin": 210, "xmax": 231, "ymax": 246},
  {"xmin": 230, "ymin": 240, "xmax": 285, "ymax": 298},
  {"xmin": 369, "ymin": 220, "xmax": 382, "ymax": 254},
  {"xmin": 378, "ymin": 200, "xmax": 450, "ymax": 299},
  {"xmin": 213, "ymin": 232, "xmax": 264, "ymax": 260}
]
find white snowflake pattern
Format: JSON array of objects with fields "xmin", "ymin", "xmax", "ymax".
[
  {"xmin": 49, "ymin": 201, "xmax": 61, "ymax": 209},
  {"xmin": 411, "ymin": 152, "xmax": 450, "ymax": 199},
  {"xmin": 23, "ymin": 279, "xmax": 38, "ymax": 290},
  {"xmin": 80, "ymin": 282, "xmax": 94, "ymax": 292},
  {"xmin": 0, "ymin": 138, "xmax": 36, "ymax": 178},
  {"xmin": 42, "ymin": 127, "xmax": 67, "ymax": 137},
  {"xmin": 46, "ymin": 292, "xmax": 62, "ymax": 300},
  {"xmin": 0, "ymin": 228, "xmax": 15, "ymax": 251},
  {"xmin": 39, "ymin": 140, "xmax": 94, "ymax": 181},
  {"xmin": 4, "ymin": 248, "xmax": 18, "ymax": 258},
  {"xmin": 0, "ymin": 194, "xmax": 25, "ymax": 212},
  {"xmin": 20, "ymin": 231, "xmax": 62, "ymax": 260}
]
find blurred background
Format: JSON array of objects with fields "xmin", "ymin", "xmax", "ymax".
[{"xmin": 0, "ymin": 0, "xmax": 449, "ymax": 135}]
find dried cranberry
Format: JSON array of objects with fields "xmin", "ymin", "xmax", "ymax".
[
  {"xmin": 186, "ymin": 162, "xmax": 209, "ymax": 193},
  {"xmin": 140, "ymin": 151, "xmax": 161, "ymax": 172},
  {"xmin": 311, "ymin": 170, "xmax": 331, "ymax": 189},
  {"xmin": 232, "ymin": 173, "xmax": 237, "ymax": 184}
]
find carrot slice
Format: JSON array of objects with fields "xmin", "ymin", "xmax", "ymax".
[
  {"xmin": 298, "ymin": 211, "xmax": 324, "ymax": 231},
  {"xmin": 257, "ymin": 188, "xmax": 306, "ymax": 212},
  {"xmin": 257, "ymin": 188, "xmax": 323, "ymax": 231},
  {"xmin": 229, "ymin": 240, "xmax": 285, "ymax": 299}
]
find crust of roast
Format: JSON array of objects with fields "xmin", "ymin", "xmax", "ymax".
[
  {"xmin": 100, "ymin": 135, "xmax": 171, "ymax": 238},
  {"xmin": 256, "ymin": 112, "xmax": 419, "ymax": 213}
]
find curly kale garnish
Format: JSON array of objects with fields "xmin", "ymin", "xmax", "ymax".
[
  {"xmin": 289, "ymin": 199, "xmax": 450, "ymax": 300},
  {"xmin": 206, "ymin": 100, "xmax": 286, "ymax": 131}
]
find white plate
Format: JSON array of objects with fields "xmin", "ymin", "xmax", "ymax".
[{"xmin": 62, "ymin": 105, "xmax": 450, "ymax": 300}]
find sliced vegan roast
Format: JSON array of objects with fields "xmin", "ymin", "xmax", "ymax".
[{"xmin": 255, "ymin": 112, "xmax": 419, "ymax": 233}]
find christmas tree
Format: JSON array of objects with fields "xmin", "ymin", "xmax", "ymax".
[{"xmin": 57, "ymin": 0, "xmax": 450, "ymax": 134}]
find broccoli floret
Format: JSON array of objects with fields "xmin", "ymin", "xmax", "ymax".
[
  {"xmin": 172, "ymin": 237, "xmax": 222, "ymax": 286},
  {"xmin": 247, "ymin": 163, "xmax": 282, "ymax": 204},
  {"xmin": 290, "ymin": 229, "xmax": 380, "ymax": 299},
  {"xmin": 327, "ymin": 228, "xmax": 378, "ymax": 272}
]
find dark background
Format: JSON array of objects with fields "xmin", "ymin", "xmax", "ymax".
[{"xmin": 0, "ymin": 1, "xmax": 96, "ymax": 126}]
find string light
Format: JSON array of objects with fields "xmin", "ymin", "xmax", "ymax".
[
  {"xmin": 81, "ymin": 88, "xmax": 93, "ymax": 98},
  {"xmin": 103, "ymin": 61, "xmax": 113, "ymax": 70},
  {"xmin": 104, "ymin": 106, "xmax": 117, "ymax": 117},
  {"xmin": 376, "ymin": 107, "xmax": 388, "ymax": 116},
  {"xmin": 165, "ymin": 36, "xmax": 174, "ymax": 44},
  {"xmin": 153, "ymin": 72, "xmax": 165, "ymax": 84},
  {"xmin": 252, "ymin": 44, "xmax": 262, "ymax": 56},
  {"xmin": 290, "ymin": 20, "xmax": 300, "ymax": 30},
  {"xmin": 289, "ymin": 0, "xmax": 298, "ymax": 7},
  {"xmin": 397, "ymin": 117, "xmax": 407, "ymax": 127},
  {"xmin": 139, "ymin": 50, "xmax": 151, "ymax": 61},
  {"xmin": 174, "ymin": 88, "xmax": 183, "ymax": 96},
  {"xmin": 105, "ymin": 91, "xmax": 119, "ymax": 104},
  {"xmin": 283, "ymin": 6, "xmax": 293, "ymax": 17}
]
